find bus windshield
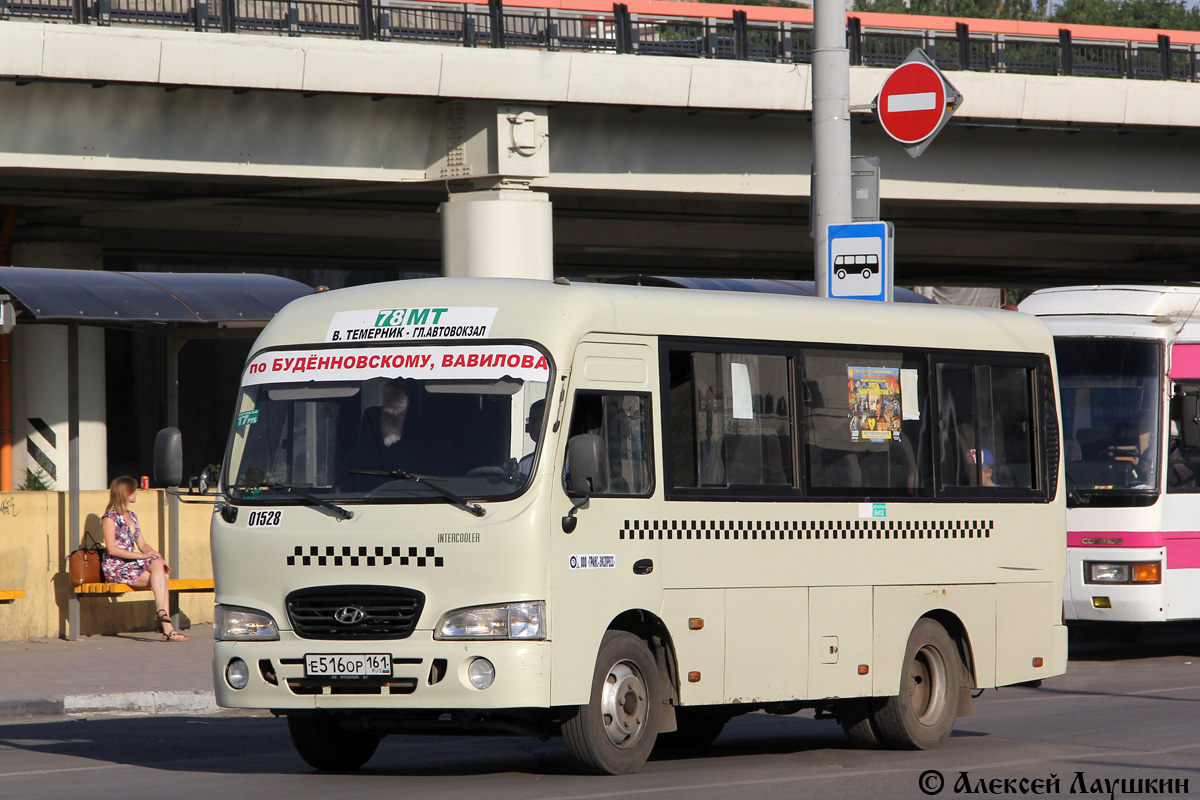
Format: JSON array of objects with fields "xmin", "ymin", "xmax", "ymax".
[
  {"xmin": 224, "ymin": 344, "xmax": 551, "ymax": 504},
  {"xmin": 1056, "ymin": 337, "xmax": 1162, "ymax": 503}
]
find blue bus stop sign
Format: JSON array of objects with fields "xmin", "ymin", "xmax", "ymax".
[{"xmin": 827, "ymin": 221, "xmax": 893, "ymax": 302}]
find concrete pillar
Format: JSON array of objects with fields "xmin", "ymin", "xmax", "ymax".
[
  {"xmin": 9, "ymin": 242, "xmax": 107, "ymax": 491},
  {"xmin": 441, "ymin": 188, "xmax": 553, "ymax": 280}
]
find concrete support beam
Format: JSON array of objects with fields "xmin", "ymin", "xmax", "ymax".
[{"xmin": 441, "ymin": 188, "xmax": 554, "ymax": 280}]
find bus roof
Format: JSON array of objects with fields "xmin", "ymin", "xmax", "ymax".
[
  {"xmin": 255, "ymin": 277, "xmax": 1052, "ymax": 361},
  {"xmin": 1020, "ymin": 285, "xmax": 1200, "ymax": 322}
]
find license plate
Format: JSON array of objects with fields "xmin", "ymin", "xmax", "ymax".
[{"xmin": 304, "ymin": 653, "xmax": 393, "ymax": 678}]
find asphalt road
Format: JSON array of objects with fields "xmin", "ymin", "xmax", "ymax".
[{"xmin": 1, "ymin": 625, "xmax": 1198, "ymax": 800}]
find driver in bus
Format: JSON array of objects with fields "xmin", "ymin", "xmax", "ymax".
[{"xmin": 517, "ymin": 399, "xmax": 545, "ymax": 479}]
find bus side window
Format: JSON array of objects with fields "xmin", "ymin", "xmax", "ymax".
[
  {"xmin": 936, "ymin": 362, "xmax": 1038, "ymax": 491},
  {"xmin": 565, "ymin": 392, "xmax": 653, "ymax": 496},
  {"xmin": 666, "ymin": 349, "xmax": 792, "ymax": 491},
  {"xmin": 800, "ymin": 349, "xmax": 929, "ymax": 497}
]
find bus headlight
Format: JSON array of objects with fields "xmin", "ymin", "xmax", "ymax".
[
  {"xmin": 1085, "ymin": 561, "xmax": 1162, "ymax": 584},
  {"xmin": 215, "ymin": 604, "xmax": 281, "ymax": 641},
  {"xmin": 435, "ymin": 602, "xmax": 546, "ymax": 640}
]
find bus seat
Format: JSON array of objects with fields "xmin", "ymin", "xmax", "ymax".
[
  {"xmin": 726, "ymin": 434, "xmax": 763, "ymax": 484},
  {"xmin": 810, "ymin": 446, "xmax": 861, "ymax": 490},
  {"xmin": 726, "ymin": 433, "xmax": 789, "ymax": 486},
  {"xmin": 1075, "ymin": 426, "xmax": 1110, "ymax": 460}
]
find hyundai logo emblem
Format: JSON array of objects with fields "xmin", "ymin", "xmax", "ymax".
[{"xmin": 333, "ymin": 606, "xmax": 367, "ymax": 625}]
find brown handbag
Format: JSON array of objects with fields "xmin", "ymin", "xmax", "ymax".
[{"xmin": 68, "ymin": 532, "xmax": 106, "ymax": 586}]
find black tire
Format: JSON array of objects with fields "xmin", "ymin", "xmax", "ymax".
[
  {"xmin": 654, "ymin": 708, "xmax": 729, "ymax": 750},
  {"xmin": 836, "ymin": 697, "xmax": 885, "ymax": 748},
  {"xmin": 873, "ymin": 619, "xmax": 960, "ymax": 750},
  {"xmin": 562, "ymin": 631, "xmax": 662, "ymax": 775},
  {"xmin": 287, "ymin": 711, "xmax": 381, "ymax": 771}
]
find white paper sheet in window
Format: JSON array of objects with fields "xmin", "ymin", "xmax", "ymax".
[
  {"xmin": 901, "ymin": 368, "xmax": 921, "ymax": 420},
  {"xmin": 731, "ymin": 362, "xmax": 754, "ymax": 420}
]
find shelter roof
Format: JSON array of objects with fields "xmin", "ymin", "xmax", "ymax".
[{"xmin": 0, "ymin": 267, "xmax": 311, "ymax": 324}]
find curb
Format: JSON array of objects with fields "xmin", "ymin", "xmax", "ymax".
[
  {"xmin": 0, "ymin": 697, "xmax": 65, "ymax": 718},
  {"xmin": 0, "ymin": 691, "xmax": 219, "ymax": 719}
]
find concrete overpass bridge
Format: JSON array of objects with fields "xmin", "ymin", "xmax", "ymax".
[{"xmin": 0, "ymin": 0, "xmax": 1198, "ymax": 287}]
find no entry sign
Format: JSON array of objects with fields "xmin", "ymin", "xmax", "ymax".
[
  {"xmin": 873, "ymin": 50, "xmax": 963, "ymax": 157},
  {"xmin": 878, "ymin": 62, "xmax": 946, "ymax": 144}
]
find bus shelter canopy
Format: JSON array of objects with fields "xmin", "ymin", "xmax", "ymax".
[{"xmin": 0, "ymin": 267, "xmax": 312, "ymax": 324}]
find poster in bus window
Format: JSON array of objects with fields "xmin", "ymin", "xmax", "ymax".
[{"xmin": 848, "ymin": 366, "xmax": 902, "ymax": 442}]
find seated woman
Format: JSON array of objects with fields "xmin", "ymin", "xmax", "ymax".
[{"xmin": 100, "ymin": 476, "xmax": 189, "ymax": 642}]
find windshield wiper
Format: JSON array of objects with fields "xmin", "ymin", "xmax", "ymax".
[
  {"xmin": 349, "ymin": 468, "xmax": 486, "ymax": 517},
  {"xmin": 239, "ymin": 481, "xmax": 354, "ymax": 521},
  {"xmin": 1064, "ymin": 472, "xmax": 1089, "ymax": 507}
]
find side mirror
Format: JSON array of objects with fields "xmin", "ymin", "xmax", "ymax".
[
  {"xmin": 197, "ymin": 466, "xmax": 213, "ymax": 495},
  {"xmin": 1183, "ymin": 395, "xmax": 1200, "ymax": 451},
  {"xmin": 567, "ymin": 434, "xmax": 607, "ymax": 496},
  {"xmin": 153, "ymin": 427, "xmax": 183, "ymax": 488}
]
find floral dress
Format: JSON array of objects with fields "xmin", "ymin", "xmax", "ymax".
[{"xmin": 101, "ymin": 509, "xmax": 153, "ymax": 584}]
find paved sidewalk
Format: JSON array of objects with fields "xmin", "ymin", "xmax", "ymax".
[{"xmin": 0, "ymin": 629, "xmax": 220, "ymax": 719}]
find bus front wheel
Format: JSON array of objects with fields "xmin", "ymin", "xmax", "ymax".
[
  {"xmin": 873, "ymin": 619, "xmax": 960, "ymax": 750},
  {"xmin": 655, "ymin": 707, "xmax": 729, "ymax": 750},
  {"xmin": 562, "ymin": 630, "xmax": 661, "ymax": 775},
  {"xmin": 287, "ymin": 711, "xmax": 381, "ymax": 771}
]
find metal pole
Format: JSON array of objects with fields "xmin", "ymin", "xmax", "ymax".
[
  {"xmin": 67, "ymin": 322, "xmax": 80, "ymax": 640},
  {"xmin": 811, "ymin": 0, "xmax": 851, "ymax": 297}
]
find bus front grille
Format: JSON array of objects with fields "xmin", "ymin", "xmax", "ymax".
[{"xmin": 285, "ymin": 585, "xmax": 426, "ymax": 640}]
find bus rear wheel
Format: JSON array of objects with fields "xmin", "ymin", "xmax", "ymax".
[
  {"xmin": 287, "ymin": 710, "xmax": 381, "ymax": 771},
  {"xmin": 836, "ymin": 697, "xmax": 885, "ymax": 748},
  {"xmin": 562, "ymin": 631, "xmax": 661, "ymax": 775},
  {"xmin": 873, "ymin": 619, "xmax": 960, "ymax": 750}
]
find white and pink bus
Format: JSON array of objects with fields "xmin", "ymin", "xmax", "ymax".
[{"xmin": 1021, "ymin": 285, "xmax": 1200, "ymax": 624}]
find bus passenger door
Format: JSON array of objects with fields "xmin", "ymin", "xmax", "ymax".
[{"xmin": 548, "ymin": 339, "xmax": 664, "ymax": 707}]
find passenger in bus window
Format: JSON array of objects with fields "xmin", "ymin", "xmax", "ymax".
[
  {"xmin": 967, "ymin": 448, "xmax": 997, "ymax": 487},
  {"xmin": 1166, "ymin": 420, "xmax": 1196, "ymax": 489}
]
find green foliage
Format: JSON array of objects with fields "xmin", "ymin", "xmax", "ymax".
[
  {"xmin": 1054, "ymin": 0, "xmax": 1200, "ymax": 30},
  {"xmin": 17, "ymin": 466, "xmax": 54, "ymax": 491},
  {"xmin": 699, "ymin": 0, "xmax": 808, "ymax": 7},
  {"xmin": 852, "ymin": 0, "xmax": 1049, "ymax": 19},
  {"xmin": 848, "ymin": 0, "xmax": 1200, "ymax": 28}
]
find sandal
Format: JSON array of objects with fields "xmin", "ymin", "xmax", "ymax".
[{"xmin": 155, "ymin": 609, "xmax": 188, "ymax": 641}]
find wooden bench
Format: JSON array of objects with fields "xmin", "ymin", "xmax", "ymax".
[
  {"xmin": 74, "ymin": 578, "xmax": 214, "ymax": 596},
  {"xmin": 0, "ymin": 590, "xmax": 25, "ymax": 603}
]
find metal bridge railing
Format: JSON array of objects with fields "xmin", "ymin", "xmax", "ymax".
[{"xmin": 3, "ymin": 0, "xmax": 1196, "ymax": 82}]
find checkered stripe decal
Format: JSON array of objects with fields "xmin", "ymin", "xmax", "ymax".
[
  {"xmin": 619, "ymin": 518, "xmax": 993, "ymax": 541},
  {"xmin": 286, "ymin": 546, "xmax": 444, "ymax": 567}
]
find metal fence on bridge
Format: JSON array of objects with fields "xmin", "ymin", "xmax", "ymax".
[{"xmin": 0, "ymin": 0, "xmax": 1196, "ymax": 82}]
